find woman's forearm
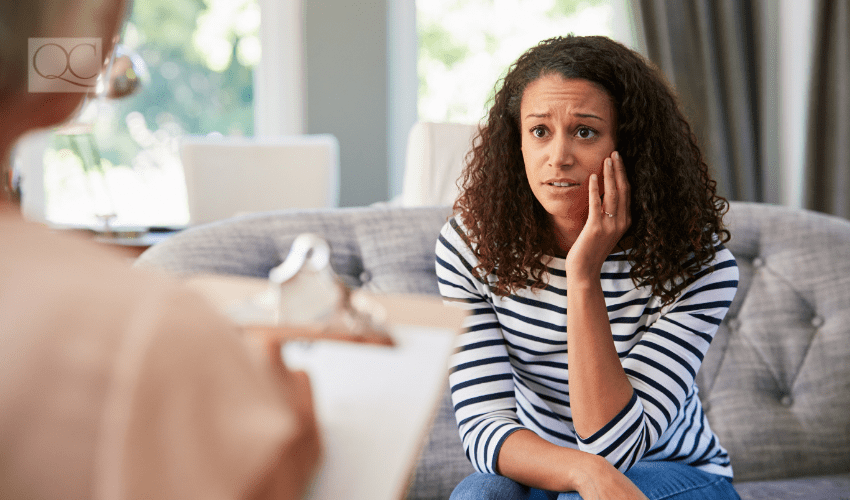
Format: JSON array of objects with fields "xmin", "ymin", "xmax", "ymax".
[
  {"xmin": 566, "ymin": 275, "xmax": 634, "ymax": 439},
  {"xmin": 497, "ymin": 429, "xmax": 591, "ymax": 492},
  {"xmin": 499, "ymin": 429, "xmax": 650, "ymax": 500}
]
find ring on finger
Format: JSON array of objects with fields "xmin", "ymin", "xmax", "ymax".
[{"xmin": 603, "ymin": 210, "xmax": 615, "ymax": 218}]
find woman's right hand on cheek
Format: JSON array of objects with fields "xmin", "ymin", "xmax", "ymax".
[
  {"xmin": 566, "ymin": 151, "xmax": 632, "ymax": 279},
  {"xmin": 573, "ymin": 454, "xmax": 649, "ymax": 500}
]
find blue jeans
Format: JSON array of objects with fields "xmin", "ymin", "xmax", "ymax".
[{"xmin": 450, "ymin": 461, "xmax": 740, "ymax": 500}]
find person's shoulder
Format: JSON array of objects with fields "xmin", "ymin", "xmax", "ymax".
[
  {"xmin": 710, "ymin": 239, "xmax": 738, "ymax": 271},
  {"xmin": 0, "ymin": 214, "xmax": 233, "ymax": 345},
  {"xmin": 438, "ymin": 214, "xmax": 459, "ymax": 234},
  {"xmin": 1, "ymin": 214, "xmax": 131, "ymax": 295},
  {"xmin": 4, "ymin": 216, "xmax": 164, "ymax": 293},
  {"xmin": 439, "ymin": 214, "xmax": 473, "ymax": 242},
  {"xmin": 437, "ymin": 214, "xmax": 478, "ymax": 258},
  {"xmin": 685, "ymin": 238, "xmax": 739, "ymax": 290}
]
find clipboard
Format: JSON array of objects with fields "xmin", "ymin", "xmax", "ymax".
[{"xmin": 182, "ymin": 235, "xmax": 465, "ymax": 500}]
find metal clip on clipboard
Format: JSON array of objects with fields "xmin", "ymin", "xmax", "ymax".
[{"xmin": 242, "ymin": 234, "xmax": 394, "ymax": 347}]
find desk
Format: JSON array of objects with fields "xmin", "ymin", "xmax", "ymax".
[
  {"xmin": 54, "ymin": 226, "xmax": 182, "ymax": 259},
  {"xmin": 93, "ymin": 230, "xmax": 180, "ymax": 258}
]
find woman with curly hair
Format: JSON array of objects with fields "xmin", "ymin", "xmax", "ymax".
[{"xmin": 436, "ymin": 35, "xmax": 740, "ymax": 500}]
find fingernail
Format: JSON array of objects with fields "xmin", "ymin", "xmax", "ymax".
[
  {"xmin": 613, "ymin": 151, "xmax": 620, "ymax": 160},
  {"xmin": 590, "ymin": 174, "xmax": 597, "ymax": 181}
]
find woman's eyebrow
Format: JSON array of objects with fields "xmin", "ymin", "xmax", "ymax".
[
  {"xmin": 574, "ymin": 112, "xmax": 605, "ymax": 121},
  {"xmin": 523, "ymin": 111, "xmax": 606, "ymax": 121}
]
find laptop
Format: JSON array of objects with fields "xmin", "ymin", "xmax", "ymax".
[{"xmin": 179, "ymin": 135, "xmax": 339, "ymax": 225}]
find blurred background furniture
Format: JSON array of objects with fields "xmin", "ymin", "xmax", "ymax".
[
  {"xmin": 398, "ymin": 122, "xmax": 476, "ymax": 207},
  {"xmin": 136, "ymin": 200, "xmax": 850, "ymax": 500},
  {"xmin": 179, "ymin": 134, "xmax": 339, "ymax": 225}
]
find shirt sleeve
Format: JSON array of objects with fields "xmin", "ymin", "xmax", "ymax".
[
  {"xmin": 435, "ymin": 219, "xmax": 525, "ymax": 474},
  {"xmin": 93, "ymin": 283, "xmax": 297, "ymax": 500},
  {"xmin": 575, "ymin": 246, "xmax": 739, "ymax": 472}
]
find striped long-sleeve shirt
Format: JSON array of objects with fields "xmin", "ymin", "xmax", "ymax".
[{"xmin": 436, "ymin": 217, "xmax": 739, "ymax": 479}]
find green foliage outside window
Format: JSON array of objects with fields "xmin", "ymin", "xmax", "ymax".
[
  {"xmin": 417, "ymin": 0, "xmax": 612, "ymax": 125},
  {"xmin": 44, "ymin": 0, "xmax": 259, "ymax": 227},
  {"xmin": 548, "ymin": 0, "xmax": 606, "ymax": 18}
]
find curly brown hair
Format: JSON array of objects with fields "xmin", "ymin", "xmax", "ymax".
[{"xmin": 455, "ymin": 35, "xmax": 730, "ymax": 305}]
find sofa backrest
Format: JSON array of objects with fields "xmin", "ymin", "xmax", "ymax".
[
  {"xmin": 137, "ymin": 201, "xmax": 850, "ymax": 487},
  {"xmin": 137, "ymin": 205, "xmax": 453, "ymax": 294}
]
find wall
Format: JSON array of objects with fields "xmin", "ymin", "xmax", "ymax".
[
  {"xmin": 304, "ymin": 0, "xmax": 389, "ymax": 207},
  {"xmin": 386, "ymin": 0, "xmax": 418, "ymax": 201}
]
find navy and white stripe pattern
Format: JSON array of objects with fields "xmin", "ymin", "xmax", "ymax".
[{"xmin": 436, "ymin": 217, "xmax": 739, "ymax": 478}]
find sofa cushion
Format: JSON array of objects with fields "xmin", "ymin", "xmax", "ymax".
[
  {"xmin": 353, "ymin": 206, "xmax": 452, "ymax": 295},
  {"xmin": 699, "ymin": 202, "xmax": 850, "ymax": 481},
  {"xmin": 405, "ymin": 389, "xmax": 475, "ymax": 500},
  {"xmin": 734, "ymin": 473, "xmax": 850, "ymax": 499}
]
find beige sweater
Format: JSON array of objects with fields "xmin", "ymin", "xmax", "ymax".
[{"xmin": 0, "ymin": 212, "xmax": 296, "ymax": 499}]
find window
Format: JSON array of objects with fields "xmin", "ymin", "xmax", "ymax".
[
  {"xmin": 417, "ymin": 0, "xmax": 630, "ymax": 125},
  {"xmin": 42, "ymin": 0, "xmax": 260, "ymax": 228}
]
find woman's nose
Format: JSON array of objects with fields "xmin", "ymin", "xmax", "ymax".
[{"xmin": 548, "ymin": 134, "xmax": 572, "ymax": 168}]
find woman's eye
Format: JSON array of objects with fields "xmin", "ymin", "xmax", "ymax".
[
  {"xmin": 531, "ymin": 127, "xmax": 547, "ymax": 138},
  {"xmin": 576, "ymin": 127, "xmax": 597, "ymax": 139}
]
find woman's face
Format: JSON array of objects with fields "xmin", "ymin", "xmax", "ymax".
[{"xmin": 520, "ymin": 74, "xmax": 617, "ymax": 240}]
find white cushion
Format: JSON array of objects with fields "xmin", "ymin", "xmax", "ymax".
[{"xmin": 400, "ymin": 122, "xmax": 477, "ymax": 206}]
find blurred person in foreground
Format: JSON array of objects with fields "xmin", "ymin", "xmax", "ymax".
[{"xmin": 0, "ymin": 1, "xmax": 320, "ymax": 498}]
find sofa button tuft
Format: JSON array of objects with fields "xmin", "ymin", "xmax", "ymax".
[
  {"xmin": 359, "ymin": 270, "xmax": 372, "ymax": 283},
  {"xmin": 727, "ymin": 318, "xmax": 741, "ymax": 330},
  {"xmin": 752, "ymin": 257, "xmax": 765, "ymax": 268},
  {"xmin": 810, "ymin": 316, "xmax": 824, "ymax": 328},
  {"xmin": 780, "ymin": 395, "xmax": 793, "ymax": 407}
]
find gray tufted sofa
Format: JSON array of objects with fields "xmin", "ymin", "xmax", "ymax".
[{"xmin": 136, "ymin": 201, "xmax": 850, "ymax": 500}]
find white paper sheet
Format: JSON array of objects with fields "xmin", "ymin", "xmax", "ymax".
[{"xmin": 284, "ymin": 324, "xmax": 456, "ymax": 499}]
